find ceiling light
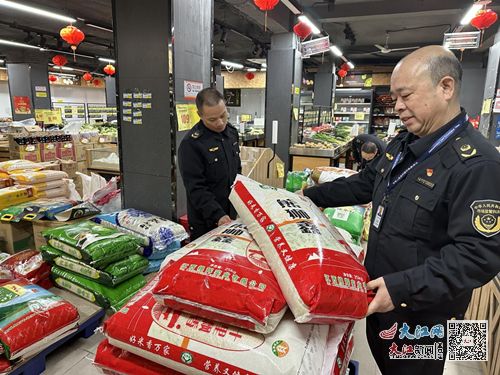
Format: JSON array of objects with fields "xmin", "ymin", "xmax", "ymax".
[
  {"xmin": 0, "ymin": 59, "xmax": 4, "ymax": 63},
  {"xmin": 53, "ymin": 72, "xmax": 76, "ymax": 78},
  {"xmin": 247, "ymin": 68, "xmax": 257, "ymax": 72},
  {"xmin": 98, "ymin": 57, "xmax": 115, "ymax": 63},
  {"xmin": 0, "ymin": 38, "xmax": 39, "ymax": 49},
  {"xmin": 262, "ymin": 63, "xmax": 267, "ymax": 68},
  {"xmin": 0, "ymin": 0, "xmax": 75, "ymax": 23},
  {"xmin": 44, "ymin": 48, "xmax": 94, "ymax": 59},
  {"xmin": 280, "ymin": 0, "xmax": 301, "ymax": 15},
  {"xmin": 222, "ymin": 60, "xmax": 244, "ymax": 69},
  {"xmin": 260, "ymin": 68, "xmax": 267, "ymax": 72},
  {"xmin": 85, "ymin": 23, "xmax": 113, "ymax": 33},
  {"xmin": 347, "ymin": 61, "xmax": 355, "ymax": 69},
  {"xmin": 461, "ymin": 3, "xmax": 483, "ymax": 25},
  {"xmin": 298, "ymin": 15, "xmax": 321, "ymax": 35},
  {"xmin": 61, "ymin": 66, "xmax": 74, "ymax": 71},
  {"xmin": 330, "ymin": 45, "xmax": 343, "ymax": 56}
]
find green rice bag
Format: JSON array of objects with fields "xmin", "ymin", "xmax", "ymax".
[
  {"xmin": 323, "ymin": 206, "xmax": 365, "ymax": 244},
  {"xmin": 40, "ymin": 245, "xmax": 149, "ymax": 287},
  {"xmin": 42, "ymin": 221, "xmax": 142, "ymax": 269},
  {"xmin": 51, "ymin": 266, "xmax": 146, "ymax": 311}
]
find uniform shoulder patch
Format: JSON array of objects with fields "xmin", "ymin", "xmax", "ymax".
[
  {"xmin": 470, "ymin": 200, "xmax": 500, "ymax": 237},
  {"xmin": 452, "ymin": 137, "xmax": 481, "ymax": 161},
  {"xmin": 191, "ymin": 131, "xmax": 200, "ymax": 139}
]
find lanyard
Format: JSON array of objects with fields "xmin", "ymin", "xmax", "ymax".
[{"xmin": 385, "ymin": 114, "xmax": 468, "ymax": 195}]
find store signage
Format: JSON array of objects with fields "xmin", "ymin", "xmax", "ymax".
[
  {"xmin": 184, "ymin": 80, "xmax": 204, "ymax": 100},
  {"xmin": 493, "ymin": 98, "xmax": 500, "ymax": 113},
  {"xmin": 34, "ymin": 109, "xmax": 62, "ymax": 124},
  {"xmin": 301, "ymin": 36, "xmax": 330, "ymax": 57},
  {"xmin": 443, "ymin": 31, "xmax": 480, "ymax": 49},
  {"xmin": 176, "ymin": 103, "xmax": 200, "ymax": 131},
  {"xmin": 13, "ymin": 96, "xmax": 32, "ymax": 114}
]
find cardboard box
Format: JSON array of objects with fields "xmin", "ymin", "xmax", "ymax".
[
  {"xmin": 56, "ymin": 141, "xmax": 76, "ymax": 161},
  {"xmin": 60, "ymin": 160, "xmax": 77, "ymax": 178},
  {"xmin": 10, "ymin": 144, "xmax": 42, "ymax": 163},
  {"xmin": 40, "ymin": 142, "xmax": 58, "ymax": 162},
  {"xmin": 0, "ymin": 221, "xmax": 34, "ymax": 254}
]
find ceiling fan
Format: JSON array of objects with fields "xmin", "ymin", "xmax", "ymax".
[{"xmin": 374, "ymin": 33, "xmax": 420, "ymax": 54}]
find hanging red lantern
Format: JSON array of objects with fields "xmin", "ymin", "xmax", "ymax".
[
  {"xmin": 293, "ymin": 21, "xmax": 312, "ymax": 40},
  {"xmin": 60, "ymin": 25, "xmax": 85, "ymax": 61},
  {"xmin": 82, "ymin": 72, "xmax": 93, "ymax": 82},
  {"xmin": 341, "ymin": 63, "xmax": 350, "ymax": 72},
  {"xmin": 253, "ymin": 0, "xmax": 279, "ymax": 11},
  {"xmin": 245, "ymin": 72, "xmax": 255, "ymax": 80},
  {"xmin": 93, "ymin": 79, "xmax": 102, "ymax": 87},
  {"xmin": 471, "ymin": 9, "xmax": 498, "ymax": 30},
  {"xmin": 51, "ymin": 55, "xmax": 67, "ymax": 68},
  {"xmin": 337, "ymin": 69, "xmax": 347, "ymax": 78},
  {"xmin": 103, "ymin": 64, "xmax": 116, "ymax": 76},
  {"xmin": 48, "ymin": 75, "xmax": 57, "ymax": 82}
]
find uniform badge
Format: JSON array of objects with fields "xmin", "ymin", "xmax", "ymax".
[
  {"xmin": 209, "ymin": 147, "xmax": 219, "ymax": 152},
  {"xmin": 191, "ymin": 131, "xmax": 200, "ymax": 139},
  {"xmin": 460, "ymin": 144, "xmax": 477, "ymax": 158},
  {"xmin": 386, "ymin": 153, "xmax": 394, "ymax": 161},
  {"xmin": 426, "ymin": 168, "xmax": 433, "ymax": 177},
  {"xmin": 470, "ymin": 200, "xmax": 500, "ymax": 237}
]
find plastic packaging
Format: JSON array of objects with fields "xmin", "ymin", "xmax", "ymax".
[
  {"xmin": 0, "ymin": 250, "xmax": 51, "ymax": 285},
  {"xmin": 54, "ymin": 202, "xmax": 101, "ymax": 222},
  {"xmin": 324, "ymin": 206, "xmax": 366, "ymax": 245},
  {"xmin": 0, "ymin": 160, "xmax": 41, "ymax": 174},
  {"xmin": 11, "ymin": 170, "xmax": 68, "ymax": 184},
  {"xmin": 311, "ymin": 167, "xmax": 357, "ymax": 185}
]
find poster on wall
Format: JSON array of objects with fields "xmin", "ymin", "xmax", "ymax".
[
  {"xmin": 224, "ymin": 88, "xmax": 241, "ymax": 107},
  {"xmin": 184, "ymin": 80, "xmax": 204, "ymax": 100},
  {"xmin": 14, "ymin": 96, "xmax": 32, "ymax": 114}
]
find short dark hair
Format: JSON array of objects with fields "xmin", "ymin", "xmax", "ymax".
[
  {"xmin": 196, "ymin": 88, "xmax": 224, "ymax": 112},
  {"xmin": 361, "ymin": 141, "xmax": 377, "ymax": 154},
  {"xmin": 427, "ymin": 53, "xmax": 462, "ymax": 93}
]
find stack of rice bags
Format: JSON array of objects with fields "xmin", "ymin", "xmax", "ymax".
[
  {"xmin": 10, "ymin": 169, "xmax": 69, "ymax": 199},
  {"xmin": 0, "ymin": 161, "xmax": 38, "ymax": 209},
  {"xmin": 96, "ymin": 200, "xmax": 362, "ymax": 375},
  {"xmin": 92, "ymin": 209, "xmax": 188, "ymax": 274},
  {"xmin": 40, "ymin": 220, "xmax": 148, "ymax": 312}
]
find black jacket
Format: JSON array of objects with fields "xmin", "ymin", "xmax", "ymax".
[
  {"xmin": 178, "ymin": 121, "xmax": 241, "ymax": 238},
  {"xmin": 352, "ymin": 133, "xmax": 387, "ymax": 166},
  {"xmin": 305, "ymin": 111, "xmax": 500, "ymax": 319}
]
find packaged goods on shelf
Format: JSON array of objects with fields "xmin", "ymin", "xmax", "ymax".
[
  {"xmin": 153, "ymin": 221, "xmax": 287, "ymax": 334},
  {"xmin": 0, "ymin": 186, "xmax": 36, "ymax": 210},
  {"xmin": 0, "ymin": 160, "xmax": 41, "ymax": 174},
  {"xmin": 51, "ymin": 266, "xmax": 146, "ymax": 311},
  {"xmin": 311, "ymin": 166, "xmax": 358, "ymax": 184},
  {"xmin": 41, "ymin": 246, "xmax": 148, "ymax": 287},
  {"xmin": 230, "ymin": 175, "xmax": 370, "ymax": 323},
  {"xmin": 104, "ymin": 277, "xmax": 330, "ymax": 375},
  {"xmin": 0, "ymin": 278, "xmax": 79, "ymax": 360},
  {"xmin": 0, "ymin": 198, "xmax": 76, "ymax": 222},
  {"xmin": 42, "ymin": 221, "xmax": 143, "ymax": 268}
]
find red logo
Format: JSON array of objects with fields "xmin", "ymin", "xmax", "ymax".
[
  {"xmin": 379, "ymin": 322, "xmax": 398, "ymax": 340},
  {"xmin": 426, "ymin": 169, "xmax": 433, "ymax": 177}
]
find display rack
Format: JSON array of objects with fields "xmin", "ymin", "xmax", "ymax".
[
  {"xmin": 371, "ymin": 86, "xmax": 403, "ymax": 138},
  {"xmin": 333, "ymin": 88, "xmax": 373, "ymax": 130},
  {"xmin": 87, "ymin": 103, "xmax": 117, "ymax": 122},
  {"xmin": 52, "ymin": 102, "xmax": 87, "ymax": 122}
]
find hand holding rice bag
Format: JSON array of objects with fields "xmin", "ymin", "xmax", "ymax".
[
  {"xmin": 42, "ymin": 221, "xmax": 143, "ymax": 268},
  {"xmin": 230, "ymin": 175, "xmax": 370, "ymax": 323},
  {"xmin": 153, "ymin": 221, "xmax": 287, "ymax": 333}
]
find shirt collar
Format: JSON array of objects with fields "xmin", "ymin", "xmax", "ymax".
[
  {"xmin": 200, "ymin": 120, "xmax": 230, "ymax": 137},
  {"xmin": 408, "ymin": 109, "xmax": 467, "ymax": 158}
]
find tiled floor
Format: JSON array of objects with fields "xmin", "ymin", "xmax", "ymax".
[{"xmin": 350, "ymin": 318, "xmax": 486, "ymax": 375}]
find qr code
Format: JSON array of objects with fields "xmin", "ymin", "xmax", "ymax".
[{"xmin": 447, "ymin": 320, "xmax": 488, "ymax": 361}]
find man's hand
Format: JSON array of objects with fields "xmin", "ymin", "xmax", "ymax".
[
  {"xmin": 366, "ymin": 277, "xmax": 395, "ymax": 316},
  {"xmin": 217, "ymin": 215, "xmax": 232, "ymax": 226}
]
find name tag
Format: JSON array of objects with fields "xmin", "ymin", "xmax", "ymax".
[
  {"xmin": 416, "ymin": 177, "xmax": 435, "ymax": 189},
  {"xmin": 209, "ymin": 147, "xmax": 219, "ymax": 152},
  {"xmin": 372, "ymin": 203, "xmax": 386, "ymax": 232}
]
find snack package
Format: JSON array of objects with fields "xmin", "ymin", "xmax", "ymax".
[
  {"xmin": 0, "ymin": 278, "xmax": 79, "ymax": 360},
  {"xmin": 230, "ymin": 175, "xmax": 370, "ymax": 324},
  {"xmin": 51, "ymin": 266, "xmax": 146, "ymax": 311},
  {"xmin": 105, "ymin": 277, "xmax": 329, "ymax": 375},
  {"xmin": 153, "ymin": 221, "xmax": 287, "ymax": 333},
  {"xmin": 0, "ymin": 186, "xmax": 36, "ymax": 210},
  {"xmin": 0, "ymin": 160, "xmax": 41, "ymax": 174},
  {"xmin": 41, "ymin": 245, "xmax": 148, "ymax": 287},
  {"xmin": 11, "ymin": 170, "xmax": 68, "ymax": 184},
  {"xmin": 311, "ymin": 167, "xmax": 357, "ymax": 185},
  {"xmin": 323, "ymin": 206, "xmax": 366, "ymax": 245},
  {"xmin": 42, "ymin": 221, "xmax": 143, "ymax": 268}
]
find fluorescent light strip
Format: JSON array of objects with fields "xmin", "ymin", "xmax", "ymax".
[
  {"xmin": 262, "ymin": 63, "xmax": 267, "ymax": 68},
  {"xmin": 98, "ymin": 57, "xmax": 115, "ymax": 63},
  {"xmin": 61, "ymin": 66, "xmax": 73, "ymax": 71},
  {"xmin": 44, "ymin": 48, "xmax": 95, "ymax": 60},
  {"xmin": 247, "ymin": 68, "xmax": 257, "ymax": 72},
  {"xmin": 52, "ymin": 72, "xmax": 76, "ymax": 78},
  {"xmin": 0, "ymin": 38, "xmax": 39, "ymax": 49},
  {"xmin": 298, "ymin": 15, "xmax": 321, "ymax": 35},
  {"xmin": 347, "ymin": 61, "xmax": 355, "ymax": 69},
  {"xmin": 0, "ymin": 0, "xmax": 75, "ymax": 23},
  {"xmin": 221, "ymin": 60, "xmax": 244, "ymax": 69},
  {"xmin": 86, "ymin": 23, "xmax": 113, "ymax": 33},
  {"xmin": 461, "ymin": 3, "xmax": 482, "ymax": 25},
  {"xmin": 330, "ymin": 45, "xmax": 343, "ymax": 56},
  {"xmin": 280, "ymin": 0, "xmax": 301, "ymax": 15},
  {"xmin": 0, "ymin": 59, "xmax": 4, "ymax": 63}
]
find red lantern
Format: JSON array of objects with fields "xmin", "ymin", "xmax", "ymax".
[
  {"xmin": 337, "ymin": 69, "xmax": 347, "ymax": 78},
  {"xmin": 48, "ymin": 75, "xmax": 57, "ymax": 82},
  {"xmin": 103, "ymin": 64, "xmax": 115, "ymax": 76},
  {"xmin": 293, "ymin": 21, "xmax": 312, "ymax": 40},
  {"xmin": 60, "ymin": 25, "xmax": 85, "ymax": 51},
  {"xmin": 253, "ymin": 0, "xmax": 279, "ymax": 11},
  {"xmin": 245, "ymin": 72, "xmax": 255, "ymax": 80},
  {"xmin": 471, "ymin": 9, "xmax": 498, "ymax": 30},
  {"xmin": 82, "ymin": 72, "xmax": 93, "ymax": 82},
  {"xmin": 51, "ymin": 55, "xmax": 67, "ymax": 68},
  {"xmin": 341, "ymin": 63, "xmax": 350, "ymax": 72},
  {"xmin": 93, "ymin": 79, "xmax": 101, "ymax": 87}
]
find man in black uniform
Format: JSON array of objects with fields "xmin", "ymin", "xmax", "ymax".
[
  {"xmin": 352, "ymin": 133, "xmax": 386, "ymax": 169},
  {"xmin": 178, "ymin": 88, "xmax": 241, "ymax": 240},
  {"xmin": 303, "ymin": 46, "xmax": 500, "ymax": 374}
]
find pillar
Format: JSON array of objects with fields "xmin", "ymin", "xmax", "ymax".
[
  {"xmin": 314, "ymin": 62, "xmax": 336, "ymax": 107},
  {"xmin": 105, "ymin": 76, "xmax": 116, "ymax": 107}
]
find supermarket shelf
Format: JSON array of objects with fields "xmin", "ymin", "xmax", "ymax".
[
  {"xmin": 333, "ymin": 121, "xmax": 369, "ymax": 124},
  {"xmin": 334, "ymin": 112, "xmax": 369, "ymax": 115},
  {"xmin": 335, "ymin": 103, "xmax": 370, "ymax": 106},
  {"xmin": 289, "ymin": 140, "xmax": 352, "ymax": 158},
  {"xmin": 373, "ymin": 114, "xmax": 399, "ymax": 118}
]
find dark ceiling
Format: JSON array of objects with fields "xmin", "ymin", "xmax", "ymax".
[{"xmin": 0, "ymin": 0, "xmax": 498, "ymax": 74}]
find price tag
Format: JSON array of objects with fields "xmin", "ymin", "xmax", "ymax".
[
  {"xmin": 276, "ymin": 163, "xmax": 285, "ymax": 178},
  {"xmin": 354, "ymin": 112, "xmax": 365, "ymax": 121}
]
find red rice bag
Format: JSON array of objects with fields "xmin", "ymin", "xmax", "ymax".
[
  {"xmin": 153, "ymin": 221, "xmax": 287, "ymax": 333},
  {"xmin": 229, "ymin": 175, "xmax": 370, "ymax": 323},
  {"xmin": 0, "ymin": 250, "xmax": 50, "ymax": 285}
]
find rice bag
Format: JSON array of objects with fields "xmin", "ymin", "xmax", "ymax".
[
  {"xmin": 11, "ymin": 170, "xmax": 68, "ymax": 184},
  {"xmin": 35, "ymin": 185, "xmax": 69, "ymax": 199},
  {"xmin": 311, "ymin": 167, "xmax": 357, "ymax": 185},
  {"xmin": 323, "ymin": 206, "xmax": 365, "ymax": 244},
  {"xmin": 51, "ymin": 266, "xmax": 146, "ymax": 311},
  {"xmin": 0, "ymin": 178, "xmax": 13, "ymax": 190},
  {"xmin": 0, "ymin": 160, "xmax": 41, "ymax": 174},
  {"xmin": 0, "ymin": 278, "xmax": 79, "ymax": 360},
  {"xmin": 116, "ymin": 209, "xmax": 188, "ymax": 249},
  {"xmin": 42, "ymin": 221, "xmax": 143, "ymax": 269},
  {"xmin": 147, "ymin": 240, "xmax": 181, "ymax": 260},
  {"xmin": 0, "ymin": 250, "xmax": 50, "ymax": 285},
  {"xmin": 230, "ymin": 175, "xmax": 370, "ymax": 323},
  {"xmin": 30, "ymin": 179, "xmax": 65, "ymax": 192},
  {"xmin": 0, "ymin": 186, "xmax": 36, "ymax": 210},
  {"xmin": 144, "ymin": 259, "xmax": 163, "ymax": 274},
  {"xmin": 54, "ymin": 202, "xmax": 100, "ymax": 222},
  {"xmin": 105, "ymin": 276, "xmax": 329, "ymax": 375},
  {"xmin": 41, "ymin": 245, "xmax": 148, "ymax": 286},
  {"xmin": 94, "ymin": 339, "xmax": 183, "ymax": 375},
  {"xmin": 153, "ymin": 221, "xmax": 287, "ymax": 333},
  {"xmin": 0, "ymin": 199, "xmax": 77, "ymax": 222}
]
